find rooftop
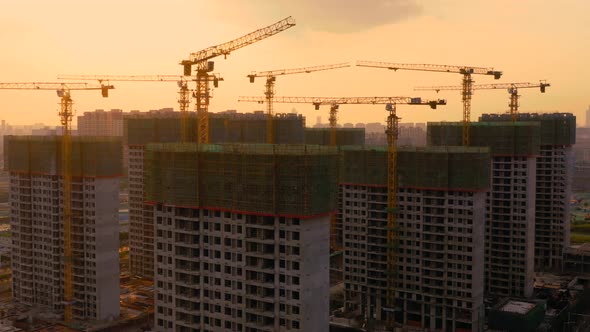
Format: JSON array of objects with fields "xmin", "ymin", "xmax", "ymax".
[
  {"xmin": 500, "ymin": 300, "xmax": 535, "ymax": 315},
  {"xmin": 566, "ymin": 243, "xmax": 590, "ymax": 256}
]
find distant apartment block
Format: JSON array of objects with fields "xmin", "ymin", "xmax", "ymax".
[
  {"xmin": 4, "ymin": 136, "xmax": 121, "ymax": 321},
  {"xmin": 125, "ymin": 111, "xmax": 306, "ymax": 279},
  {"xmin": 481, "ymin": 113, "xmax": 576, "ymax": 271},
  {"xmin": 574, "ymin": 128, "xmax": 590, "ymax": 165},
  {"xmin": 428, "ymin": 122, "xmax": 540, "ymax": 298},
  {"xmin": 146, "ymin": 144, "xmax": 337, "ymax": 332},
  {"xmin": 77, "ymin": 109, "xmax": 125, "ymax": 136},
  {"xmin": 398, "ymin": 123, "xmax": 427, "ymax": 146},
  {"xmin": 573, "ymin": 127, "xmax": 590, "ymax": 192},
  {"xmin": 341, "ymin": 146, "xmax": 490, "ymax": 331},
  {"xmin": 31, "ymin": 126, "xmax": 62, "ymax": 136}
]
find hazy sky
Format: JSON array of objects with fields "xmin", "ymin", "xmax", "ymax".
[{"xmin": 1, "ymin": 0, "xmax": 588, "ymax": 126}]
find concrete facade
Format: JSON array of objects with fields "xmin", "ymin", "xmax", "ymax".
[
  {"xmin": 10, "ymin": 174, "xmax": 120, "ymax": 320},
  {"xmin": 485, "ymin": 155, "xmax": 536, "ymax": 298},
  {"xmin": 340, "ymin": 147, "xmax": 490, "ymax": 331},
  {"xmin": 343, "ymin": 185, "xmax": 486, "ymax": 331},
  {"xmin": 480, "ymin": 113, "xmax": 576, "ymax": 271},
  {"xmin": 535, "ymin": 145, "xmax": 573, "ymax": 270},
  {"xmin": 128, "ymin": 145, "xmax": 154, "ymax": 278},
  {"xmin": 429, "ymin": 121, "xmax": 541, "ymax": 299},
  {"xmin": 145, "ymin": 143, "xmax": 336, "ymax": 332},
  {"xmin": 153, "ymin": 208, "xmax": 329, "ymax": 332}
]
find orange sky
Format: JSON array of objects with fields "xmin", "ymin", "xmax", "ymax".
[{"xmin": 0, "ymin": 0, "xmax": 588, "ymax": 126}]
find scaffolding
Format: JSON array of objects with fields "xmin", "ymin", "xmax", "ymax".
[
  {"xmin": 4, "ymin": 136, "xmax": 123, "ymax": 176},
  {"xmin": 339, "ymin": 145, "xmax": 491, "ymax": 190},
  {"xmin": 145, "ymin": 143, "xmax": 339, "ymax": 217},
  {"xmin": 305, "ymin": 128, "xmax": 365, "ymax": 146},
  {"xmin": 428, "ymin": 121, "xmax": 541, "ymax": 156},
  {"xmin": 480, "ymin": 112, "xmax": 576, "ymax": 146},
  {"xmin": 124, "ymin": 112, "xmax": 305, "ymax": 146}
]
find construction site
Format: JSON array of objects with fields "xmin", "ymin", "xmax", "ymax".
[{"xmin": 0, "ymin": 10, "xmax": 585, "ymax": 332}]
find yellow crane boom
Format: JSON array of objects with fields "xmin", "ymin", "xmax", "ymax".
[
  {"xmin": 247, "ymin": 63, "xmax": 350, "ymax": 143},
  {"xmin": 0, "ymin": 82, "xmax": 113, "ymax": 323},
  {"xmin": 58, "ymin": 74, "xmax": 222, "ymax": 142},
  {"xmin": 416, "ymin": 81, "xmax": 550, "ymax": 121},
  {"xmin": 357, "ymin": 60, "xmax": 502, "ymax": 145},
  {"xmin": 181, "ymin": 16, "xmax": 296, "ymax": 144}
]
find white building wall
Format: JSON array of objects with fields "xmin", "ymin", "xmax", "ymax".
[
  {"xmin": 93, "ymin": 178, "xmax": 121, "ymax": 320},
  {"xmin": 299, "ymin": 216, "xmax": 329, "ymax": 332},
  {"xmin": 342, "ymin": 184, "xmax": 486, "ymax": 331},
  {"xmin": 534, "ymin": 145, "xmax": 574, "ymax": 270},
  {"xmin": 10, "ymin": 174, "xmax": 120, "ymax": 321},
  {"xmin": 485, "ymin": 156, "xmax": 536, "ymax": 298},
  {"xmin": 153, "ymin": 206, "xmax": 329, "ymax": 332},
  {"xmin": 128, "ymin": 145, "xmax": 154, "ymax": 278}
]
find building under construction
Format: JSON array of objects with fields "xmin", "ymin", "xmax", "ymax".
[
  {"xmin": 480, "ymin": 113, "xmax": 576, "ymax": 271},
  {"xmin": 341, "ymin": 146, "xmax": 490, "ymax": 331},
  {"xmin": 304, "ymin": 128, "xmax": 365, "ymax": 146},
  {"xmin": 428, "ymin": 121, "xmax": 541, "ymax": 299},
  {"xmin": 145, "ymin": 143, "xmax": 338, "ymax": 331},
  {"xmin": 124, "ymin": 111, "xmax": 306, "ymax": 279},
  {"xmin": 4, "ymin": 136, "xmax": 121, "ymax": 321}
]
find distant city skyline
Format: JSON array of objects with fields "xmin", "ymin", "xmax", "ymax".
[{"xmin": 0, "ymin": 1, "xmax": 588, "ymax": 126}]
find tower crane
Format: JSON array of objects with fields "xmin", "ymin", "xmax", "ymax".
[
  {"xmin": 181, "ymin": 16, "xmax": 296, "ymax": 144},
  {"xmin": 357, "ymin": 60, "xmax": 502, "ymax": 145},
  {"xmin": 239, "ymin": 94, "xmax": 446, "ymax": 290},
  {"xmin": 246, "ymin": 63, "xmax": 350, "ymax": 143},
  {"xmin": 0, "ymin": 82, "xmax": 114, "ymax": 323},
  {"xmin": 57, "ymin": 74, "xmax": 223, "ymax": 142},
  {"xmin": 415, "ymin": 81, "xmax": 550, "ymax": 122}
]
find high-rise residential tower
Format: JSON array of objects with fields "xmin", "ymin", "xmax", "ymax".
[
  {"xmin": 146, "ymin": 143, "xmax": 337, "ymax": 332},
  {"xmin": 4, "ymin": 136, "xmax": 121, "ymax": 321},
  {"xmin": 341, "ymin": 146, "xmax": 490, "ymax": 331},
  {"xmin": 125, "ymin": 111, "xmax": 306, "ymax": 279},
  {"xmin": 481, "ymin": 113, "xmax": 576, "ymax": 270},
  {"xmin": 428, "ymin": 122, "xmax": 541, "ymax": 298}
]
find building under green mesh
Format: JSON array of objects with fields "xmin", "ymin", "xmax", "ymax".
[
  {"xmin": 480, "ymin": 113, "xmax": 576, "ymax": 145},
  {"xmin": 145, "ymin": 144, "xmax": 339, "ymax": 217},
  {"xmin": 224, "ymin": 113, "xmax": 306, "ymax": 144},
  {"xmin": 3, "ymin": 136, "xmax": 123, "ymax": 177},
  {"xmin": 305, "ymin": 128, "xmax": 365, "ymax": 146},
  {"xmin": 427, "ymin": 122, "xmax": 541, "ymax": 155},
  {"xmin": 125, "ymin": 117, "xmax": 194, "ymax": 145},
  {"xmin": 339, "ymin": 145, "xmax": 491, "ymax": 190},
  {"xmin": 125, "ymin": 112, "xmax": 306, "ymax": 146},
  {"xmin": 488, "ymin": 299, "xmax": 545, "ymax": 332}
]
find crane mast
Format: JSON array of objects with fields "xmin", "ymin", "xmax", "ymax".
[
  {"xmin": 182, "ymin": 16, "xmax": 296, "ymax": 144},
  {"xmin": 357, "ymin": 60, "xmax": 502, "ymax": 145},
  {"xmin": 416, "ymin": 81, "xmax": 550, "ymax": 122},
  {"xmin": 59, "ymin": 90, "xmax": 74, "ymax": 323},
  {"xmin": 0, "ymin": 82, "xmax": 113, "ymax": 323},
  {"xmin": 247, "ymin": 63, "xmax": 350, "ymax": 143}
]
